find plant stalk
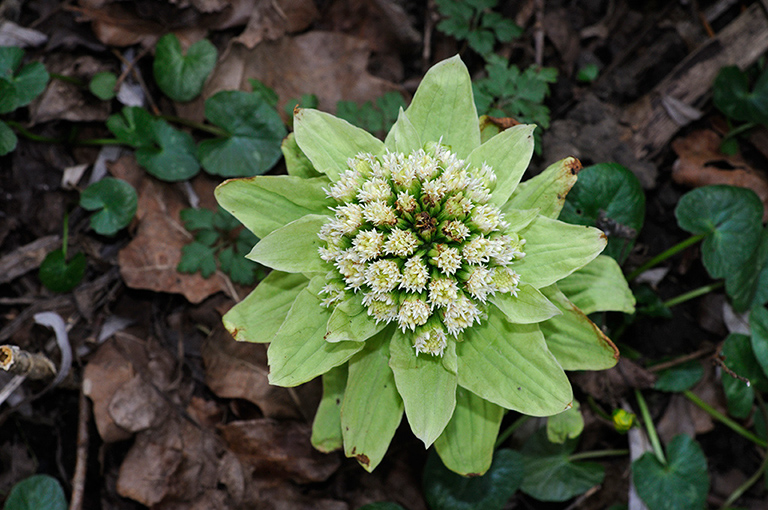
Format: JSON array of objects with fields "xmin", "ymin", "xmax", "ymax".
[
  {"xmin": 635, "ymin": 389, "xmax": 666, "ymax": 465},
  {"xmin": 683, "ymin": 390, "xmax": 768, "ymax": 448},
  {"xmin": 159, "ymin": 114, "xmax": 228, "ymax": 137},
  {"xmin": 568, "ymin": 449, "xmax": 629, "ymax": 462},
  {"xmin": 495, "ymin": 415, "xmax": 530, "ymax": 449},
  {"xmin": 662, "ymin": 281, "xmax": 724, "ymax": 308},
  {"xmin": 627, "ymin": 233, "xmax": 707, "ymax": 281}
]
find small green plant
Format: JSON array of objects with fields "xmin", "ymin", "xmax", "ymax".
[
  {"xmin": 3, "ymin": 474, "xmax": 67, "ymax": 510},
  {"xmin": 712, "ymin": 64, "xmax": 768, "ymax": 153},
  {"xmin": 88, "ymin": 71, "xmax": 117, "ymax": 100},
  {"xmin": 435, "ymin": 0, "xmax": 522, "ymax": 57},
  {"xmin": 39, "ymin": 213, "xmax": 86, "ymax": 293},
  {"xmin": 153, "ymin": 33, "xmax": 217, "ymax": 102},
  {"xmin": 177, "ymin": 206, "xmax": 263, "ymax": 285},
  {"xmin": 336, "ymin": 91, "xmax": 407, "ymax": 137},
  {"xmin": 79, "ymin": 177, "xmax": 137, "ymax": 236},
  {"xmin": 0, "ymin": 46, "xmax": 49, "ymax": 155},
  {"xmin": 216, "ymin": 55, "xmax": 632, "ymax": 476}
]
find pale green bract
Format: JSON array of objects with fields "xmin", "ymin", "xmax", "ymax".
[{"xmin": 216, "ymin": 55, "xmax": 632, "ymax": 476}]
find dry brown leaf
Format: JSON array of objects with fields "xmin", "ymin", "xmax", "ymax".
[
  {"xmin": 657, "ymin": 363, "xmax": 721, "ymax": 443},
  {"xmin": 672, "ymin": 129, "xmax": 768, "ymax": 221},
  {"xmin": 320, "ymin": 0, "xmax": 419, "ymax": 54},
  {"xmin": 110, "ymin": 155, "xmax": 233, "ymax": 303},
  {"xmin": 571, "ymin": 358, "xmax": 657, "ymax": 406},
  {"xmin": 219, "ymin": 418, "xmax": 341, "ymax": 484},
  {"xmin": 202, "ymin": 325, "xmax": 319, "ymax": 419},
  {"xmin": 235, "ymin": 0, "xmax": 318, "ymax": 49},
  {"xmin": 108, "ymin": 374, "xmax": 169, "ymax": 432},
  {"xmin": 204, "ymin": 32, "xmax": 401, "ymax": 119},
  {"xmin": 30, "ymin": 54, "xmax": 111, "ymax": 124}
]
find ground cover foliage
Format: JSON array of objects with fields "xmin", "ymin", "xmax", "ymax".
[{"xmin": 1, "ymin": 0, "xmax": 768, "ymax": 509}]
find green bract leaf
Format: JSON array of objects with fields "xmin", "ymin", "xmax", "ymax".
[
  {"xmin": 215, "ymin": 175, "xmax": 332, "ymax": 239},
  {"xmin": 505, "ymin": 157, "xmax": 580, "ymax": 219},
  {"xmin": 79, "ymin": 177, "xmax": 137, "ymax": 236},
  {"xmin": 341, "ymin": 327, "xmax": 403, "ymax": 472},
  {"xmin": 520, "ymin": 428, "xmax": 604, "ymax": 502},
  {"xmin": 559, "ymin": 162, "xmax": 645, "ymax": 263},
  {"xmin": 4, "ymin": 474, "xmax": 67, "ymax": 510},
  {"xmin": 39, "ymin": 249, "xmax": 86, "ymax": 293},
  {"xmin": 632, "ymin": 434, "xmax": 709, "ymax": 510},
  {"xmin": 489, "ymin": 284, "xmax": 560, "ymax": 324},
  {"xmin": 0, "ymin": 119, "xmax": 18, "ymax": 155},
  {"xmin": 294, "ymin": 108, "xmax": 384, "ymax": 181},
  {"xmin": 326, "ymin": 292, "xmax": 386, "ymax": 343},
  {"xmin": 153, "ymin": 34, "xmax": 217, "ymax": 102},
  {"xmin": 557, "ymin": 255, "xmax": 635, "ymax": 315},
  {"xmin": 467, "ymin": 123, "xmax": 534, "ymax": 207},
  {"xmin": 423, "ymin": 448, "xmax": 525, "ymax": 510},
  {"xmin": 312, "ymin": 365, "xmax": 347, "ymax": 452},
  {"xmin": 514, "ymin": 215, "xmax": 606, "ymax": 288},
  {"xmin": 458, "ymin": 316, "xmax": 572, "ymax": 415},
  {"xmin": 223, "ymin": 271, "xmax": 308, "ymax": 343},
  {"xmin": 136, "ymin": 120, "xmax": 200, "ymax": 181},
  {"xmin": 0, "ymin": 46, "xmax": 49, "ymax": 114},
  {"xmin": 713, "ymin": 65, "xmax": 768, "ymax": 125},
  {"xmin": 198, "ymin": 90, "xmax": 286, "ymax": 177},
  {"xmin": 405, "ymin": 55, "xmax": 480, "ymax": 158},
  {"xmin": 654, "ymin": 361, "xmax": 704, "ymax": 392},
  {"xmin": 434, "ymin": 387, "xmax": 504, "ymax": 476},
  {"xmin": 675, "ymin": 185, "xmax": 762, "ymax": 282},
  {"xmin": 281, "ymin": 132, "xmax": 322, "ymax": 178},
  {"xmin": 539, "ymin": 285, "xmax": 619, "ymax": 371},
  {"xmin": 247, "ymin": 214, "xmax": 328, "ymax": 273},
  {"xmin": 89, "ymin": 71, "xmax": 117, "ymax": 100},
  {"xmin": 390, "ymin": 330, "xmax": 457, "ymax": 447},
  {"xmin": 384, "ymin": 108, "xmax": 422, "ymax": 154},
  {"xmin": 546, "ymin": 400, "xmax": 584, "ymax": 444},
  {"xmin": 177, "ymin": 241, "xmax": 217, "ymax": 277},
  {"xmin": 268, "ymin": 277, "xmax": 364, "ymax": 386}
]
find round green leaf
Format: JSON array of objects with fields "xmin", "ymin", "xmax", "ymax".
[
  {"xmin": 632, "ymin": 434, "xmax": 709, "ymax": 510},
  {"xmin": 11, "ymin": 62, "xmax": 48, "ymax": 108},
  {"xmin": 0, "ymin": 119, "xmax": 18, "ymax": 155},
  {"xmin": 80, "ymin": 177, "xmax": 137, "ymax": 235},
  {"xmin": 89, "ymin": 71, "xmax": 117, "ymax": 100},
  {"xmin": 153, "ymin": 34, "xmax": 217, "ymax": 102},
  {"xmin": 520, "ymin": 428, "xmax": 604, "ymax": 502},
  {"xmin": 713, "ymin": 66, "xmax": 768, "ymax": 125},
  {"xmin": 0, "ymin": 47, "xmax": 49, "ymax": 113},
  {"xmin": 106, "ymin": 107, "xmax": 156, "ymax": 148},
  {"xmin": 559, "ymin": 162, "xmax": 645, "ymax": 263},
  {"xmin": 423, "ymin": 449, "xmax": 525, "ymax": 510},
  {"xmin": 675, "ymin": 185, "xmax": 763, "ymax": 282},
  {"xmin": 198, "ymin": 90, "xmax": 287, "ymax": 177},
  {"xmin": 136, "ymin": 120, "xmax": 200, "ymax": 181},
  {"xmin": 38, "ymin": 249, "xmax": 86, "ymax": 293},
  {"xmin": 654, "ymin": 361, "xmax": 704, "ymax": 393},
  {"xmin": 4, "ymin": 474, "xmax": 67, "ymax": 510}
]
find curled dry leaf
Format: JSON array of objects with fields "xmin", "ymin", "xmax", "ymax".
[
  {"xmin": 202, "ymin": 325, "xmax": 320, "ymax": 420},
  {"xmin": 218, "ymin": 418, "xmax": 341, "ymax": 484},
  {"xmin": 672, "ymin": 129, "xmax": 768, "ymax": 221}
]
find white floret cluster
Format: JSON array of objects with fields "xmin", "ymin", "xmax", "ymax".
[{"xmin": 317, "ymin": 143, "xmax": 526, "ymax": 356}]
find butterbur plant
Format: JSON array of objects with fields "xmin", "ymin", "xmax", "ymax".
[{"xmin": 216, "ymin": 56, "xmax": 630, "ymax": 476}]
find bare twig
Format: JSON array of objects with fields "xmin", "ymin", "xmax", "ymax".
[
  {"xmin": 0, "ymin": 345, "xmax": 56, "ymax": 380},
  {"xmin": 69, "ymin": 388, "xmax": 90, "ymax": 510}
]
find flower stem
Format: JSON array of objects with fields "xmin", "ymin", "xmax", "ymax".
[
  {"xmin": 720, "ymin": 449, "xmax": 768, "ymax": 509},
  {"xmin": 4, "ymin": 121, "xmax": 63, "ymax": 144},
  {"xmin": 494, "ymin": 415, "xmax": 530, "ymax": 449},
  {"xmin": 62, "ymin": 212, "xmax": 70, "ymax": 259},
  {"xmin": 567, "ymin": 449, "xmax": 629, "ymax": 462},
  {"xmin": 158, "ymin": 114, "xmax": 228, "ymax": 137},
  {"xmin": 683, "ymin": 390, "xmax": 768, "ymax": 448},
  {"xmin": 724, "ymin": 121, "xmax": 757, "ymax": 140},
  {"xmin": 662, "ymin": 281, "xmax": 724, "ymax": 308},
  {"xmin": 50, "ymin": 72, "xmax": 86, "ymax": 88},
  {"xmin": 634, "ymin": 389, "xmax": 666, "ymax": 465},
  {"xmin": 627, "ymin": 233, "xmax": 707, "ymax": 281}
]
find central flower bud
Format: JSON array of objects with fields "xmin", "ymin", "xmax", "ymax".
[{"xmin": 318, "ymin": 144, "xmax": 526, "ymax": 356}]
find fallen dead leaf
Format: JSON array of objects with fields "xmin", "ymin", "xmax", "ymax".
[
  {"xmin": 672, "ymin": 129, "xmax": 768, "ymax": 221},
  {"xmin": 202, "ymin": 325, "xmax": 320, "ymax": 420},
  {"xmin": 219, "ymin": 418, "xmax": 341, "ymax": 484},
  {"xmin": 657, "ymin": 362, "xmax": 723, "ymax": 443},
  {"xmin": 571, "ymin": 358, "xmax": 657, "ymax": 406},
  {"xmin": 234, "ymin": 0, "xmax": 318, "ymax": 49},
  {"xmin": 203, "ymin": 32, "xmax": 401, "ymax": 120}
]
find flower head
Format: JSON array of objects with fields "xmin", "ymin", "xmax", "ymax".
[{"xmin": 217, "ymin": 55, "xmax": 627, "ymax": 477}]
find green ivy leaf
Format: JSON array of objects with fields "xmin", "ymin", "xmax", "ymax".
[
  {"xmin": 248, "ymin": 78, "xmax": 279, "ymax": 107},
  {"xmin": 0, "ymin": 119, "xmax": 17, "ymax": 155},
  {"xmin": 136, "ymin": 119, "xmax": 200, "ymax": 181},
  {"xmin": 198, "ymin": 90, "xmax": 286, "ymax": 177},
  {"xmin": 654, "ymin": 361, "xmax": 704, "ymax": 392},
  {"xmin": 153, "ymin": 34, "xmax": 217, "ymax": 102},
  {"xmin": 423, "ymin": 449, "xmax": 525, "ymax": 510},
  {"xmin": 713, "ymin": 66, "xmax": 768, "ymax": 125},
  {"xmin": 39, "ymin": 249, "xmax": 86, "ymax": 293},
  {"xmin": 79, "ymin": 178, "xmax": 137, "ymax": 236},
  {"xmin": 675, "ymin": 185, "xmax": 763, "ymax": 284},
  {"xmin": 89, "ymin": 71, "xmax": 117, "ymax": 100},
  {"xmin": 4, "ymin": 474, "xmax": 67, "ymax": 510},
  {"xmin": 520, "ymin": 428, "xmax": 604, "ymax": 502},
  {"xmin": 727, "ymin": 226, "xmax": 768, "ymax": 312},
  {"xmin": 721, "ymin": 333, "xmax": 768, "ymax": 418},
  {"xmin": 177, "ymin": 241, "xmax": 217, "ymax": 277},
  {"xmin": 0, "ymin": 46, "xmax": 49, "ymax": 114},
  {"xmin": 559, "ymin": 162, "xmax": 645, "ymax": 263},
  {"xmin": 106, "ymin": 106, "xmax": 156, "ymax": 148},
  {"xmin": 632, "ymin": 435, "xmax": 709, "ymax": 510}
]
